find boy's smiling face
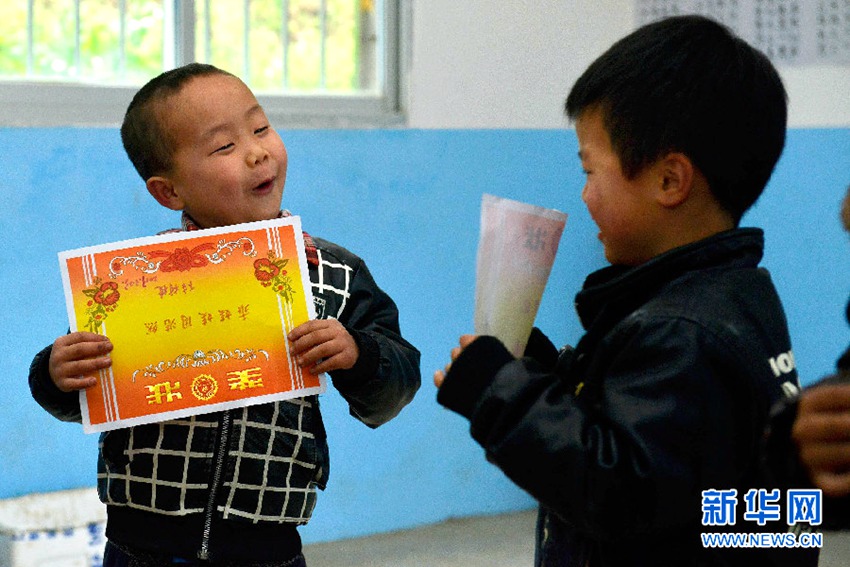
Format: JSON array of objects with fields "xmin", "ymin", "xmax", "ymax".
[
  {"xmin": 576, "ymin": 107, "xmax": 665, "ymax": 266},
  {"xmin": 148, "ymin": 73, "xmax": 287, "ymax": 228}
]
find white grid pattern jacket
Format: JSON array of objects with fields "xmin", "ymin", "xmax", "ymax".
[{"xmin": 30, "ymin": 236, "xmax": 421, "ymax": 527}]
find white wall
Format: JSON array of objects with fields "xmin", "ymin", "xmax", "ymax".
[
  {"xmin": 408, "ymin": 0, "xmax": 850, "ymax": 129},
  {"xmin": 783, "ymin": 66, "xmax": 850, "ymax": 127}
]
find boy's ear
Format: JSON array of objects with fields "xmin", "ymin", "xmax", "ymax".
[
  {"xmin": 146, "ymin": 176, "xmax": 185, "ymax": 211},
  {"xmin": 654, "ymin": 152, "xmax": 694, "ymax": 208}
]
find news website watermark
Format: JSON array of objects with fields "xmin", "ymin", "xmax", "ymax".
[{"xmin": 701, "ymin": 488, "xmax": 823, "ymax": 549}]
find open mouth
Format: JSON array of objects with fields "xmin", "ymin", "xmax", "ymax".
[{"xmin": 254, "ymin": 177, "xmax": 275, "ymax": 193}]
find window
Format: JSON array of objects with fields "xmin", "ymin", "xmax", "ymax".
[{"xmin": 0, "ymin": 0, "xmax": 405, "ymax": 127}]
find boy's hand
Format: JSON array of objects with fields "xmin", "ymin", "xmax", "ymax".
[
  {"xmin": 433, "ymin": 334, "xmax": 479, "ymax": 388},
  {"xmin": 49, "ymin": 332, "xmax": 113, "ymax": 392},
  {"xmin": 793, "ymin": 383, "xmax": 850, "ymax": 497},
  {"xmin": 288, "ymin": 319, "xmax": 359, "ymax": 374}
]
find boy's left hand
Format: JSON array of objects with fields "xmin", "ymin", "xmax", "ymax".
[
  {"xmin": 792, "ymin": 383, "xmax": 850, "ymax": 497},
  {"xmin": 288, "ymin": 319, "xmax": 359, "ymax": 374}
]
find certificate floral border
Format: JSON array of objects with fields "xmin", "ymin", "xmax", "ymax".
[
  {"xmin": 253, "ymin": 252, "xmax": 296, "ymax": 303},
  {"xmin": 132, "ymin": 347, "xmax": 270, "ymax": 381},
  {"xmin": 108, "ymin": 237, "xmax": 256, "ymax": 277},
  {"xmin": 82, "ymin": 277, "xmax": 121, "ymax": 332}
]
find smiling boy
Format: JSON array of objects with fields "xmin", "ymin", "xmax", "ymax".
[
  {"xmin": 435, "ymin": 16, "xmax": 816, "ymax": 567},
  {"xmin": 29, "ymin": 63, "xmax": 421, "ymax": 566},
  {"xmin": 576, "ymin": 105, "xmax": 736, "ymax": 267},
  {"xmin": 142, "ymin": 71, "xmax": 286, "ymax": 230}
]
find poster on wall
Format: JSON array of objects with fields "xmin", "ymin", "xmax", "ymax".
[
  {"xmin": 59, "ymin": 216, "xmax": 324, "ymax": 434},
  {"xmin": 635, "ymin": 0, "xmax": 850, "ymax": 66}
]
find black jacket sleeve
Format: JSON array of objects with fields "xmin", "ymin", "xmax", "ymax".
[
  {"xmin": 329, "ymin": 259, "xmax": 421, "ymax": 428},
  {"xmin": 438, "ymin": 318, "xmax": 748, "ymax": 540},
  {"xmin": 29, "ymin": 343, "xmax": 84, "ymax": 423}
]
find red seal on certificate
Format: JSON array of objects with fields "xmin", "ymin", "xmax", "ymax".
[{"xmin": 191, "ymin": 374, "xmax": 219, "ymax": 401}]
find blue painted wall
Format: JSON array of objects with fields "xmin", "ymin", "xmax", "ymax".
[{"xmin": 1, "ymin": 128, "xmax": 848, "ymax": 543}]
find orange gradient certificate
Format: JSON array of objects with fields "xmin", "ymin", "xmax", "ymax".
[{"xmin": 59, "ymin": 217, "xmax": 325, "ymax": 434}]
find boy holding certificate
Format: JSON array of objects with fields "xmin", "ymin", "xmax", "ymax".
[
  {"xmin": 434, "ymin": 16, "xmax": 817, "ymax": 567},
  {"xmin": 29, "ymin": 63, "xmax": 420, "ymax": 566}
]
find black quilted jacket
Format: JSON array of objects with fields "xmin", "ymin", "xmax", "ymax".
[
  {"xmin": 438, "ymin": 228, "xmax": 818, "ymax": 567},
  {"xmin": 30, "ymin": 235, "xmax": 421, "ymax": 563}
]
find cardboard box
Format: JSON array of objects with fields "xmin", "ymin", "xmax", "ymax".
[{"xmin": 0, "ymin": 489, "xmax": 106, "ymax": 567}]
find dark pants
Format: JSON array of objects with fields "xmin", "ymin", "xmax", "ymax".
[
  {"xmin": 103, "ymin": 541, "xmax": 308, "ymax": 567},
  {"xmin": 535, "ymin": 507, "xmax": 588, "ymax": 567}
]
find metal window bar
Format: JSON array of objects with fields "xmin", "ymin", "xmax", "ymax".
[
  {"xmin": 74, "ymin": 0, "xmax": 81, "ymax": 78},
  {"xmin": 319, "ymin": 0, "xmax": 327, "ymax": 89},
  {"xmin": 244, "ymin": 0, "xmax": 329, "ymax": 91},
  {"xmin": 359, "ymin": 0, "xmax": 377, "ymax": 90},
  {"xmin": 26, "ymin": 0, "xmax": 34, "ymax": 75},
  {"xmin": 168, "ymin": 0, "xmax": 195, "ymax": 68},
  {"xmin": 119, "ymin": 0, "xmax": 127, "ymax": 81},
  {"xmin": 23, "ymin": 0, "xmax": 130, "ymax": 81},
  {"xmin": 281, "ymin": 0, "xmax": 289, "ymax": 88},
  {"xmin": 244, "ymin": 0, "xmax": 251, "ymax": 83},
  {"xmin": 195, "ymin": 0, "xmax": 330, "ymax": 92},
  {"xmin": 203, "ymin": 0, "xmax": 212, "ymax": 63}
]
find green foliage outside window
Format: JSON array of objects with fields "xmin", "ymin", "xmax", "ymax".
[{"xmin": 0, "ymin": 0, "xmax": 364, "ymax": 92}]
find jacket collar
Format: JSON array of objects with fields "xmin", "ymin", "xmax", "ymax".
[{"xmin": 575, "ymin": 228, "xmax": 765, "ymax": 332}]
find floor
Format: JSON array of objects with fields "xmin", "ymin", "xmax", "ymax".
[
  {"xmin": 304, "ymin": 510, "xmax": 536, "ymax": 567},
  {"xmin": 303, "ymin": 509, "xmax": 850, "ymax": 567}
]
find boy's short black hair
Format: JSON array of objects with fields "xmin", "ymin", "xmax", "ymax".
[
  {"xmin": 566, "ymin": 15, "xmax": 787, "ymax": 224},
  {"xmin": 121, "ymin": 63, "xmax": 235, "ymax": 181}
]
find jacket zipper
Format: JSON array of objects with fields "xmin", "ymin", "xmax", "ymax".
[{"xmin": 198, "ymin": 410, "xmax": 232, "ymax": 561}]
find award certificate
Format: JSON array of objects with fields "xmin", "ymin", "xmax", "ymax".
[{"xmin": 59, "ymin": 216, "xmax": 324, "ymax": 433}]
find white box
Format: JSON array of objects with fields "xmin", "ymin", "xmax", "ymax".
[{"xmin": 0, "ymin": 489, "xmax": 106, "ymax": 567}]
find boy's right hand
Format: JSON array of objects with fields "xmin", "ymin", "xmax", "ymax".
[
  {"xmin": 49, "ymin": 332, "xmax": 113, "ymax": 392},
  {"xmin": 433, "ymin": 334, "xmax": 479, "ymax": 389}
]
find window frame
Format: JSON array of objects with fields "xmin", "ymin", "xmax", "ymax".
[{"xmin": 0, "ymin": 0, "xmax": 407, "ymax": 128}]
